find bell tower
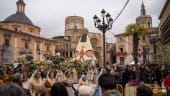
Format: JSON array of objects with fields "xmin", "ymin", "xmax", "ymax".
[
  {"xmin": 136, "ymin": 0, "xmax": 152, "ymax": 28},
  {"xmin": 16, "ymin": 0, "xmax": 26, "ymax": 14},
  {"xmin": 141, "ymin": 0, "xmax": 146, "ymax": 16}
]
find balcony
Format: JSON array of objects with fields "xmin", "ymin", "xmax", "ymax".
[
  {"xmin": 114, "ymin": 52, "xmax": 127, "ymax": 56},
  {"xmin": 19, "ymin": 48, "xmax": 32, "ymax": 54}
]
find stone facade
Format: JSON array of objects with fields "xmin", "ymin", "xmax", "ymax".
[
  {"xmin": 159, "ymin": 0, "xmax": 170, "ymax": 45},
  {"xmin": 0, "ymin": 0, "xmax": 56, "ymax": 64},
  {"xmin": 115, "ymin": 2, "xmax": 158, "ymax": 65},
  {"xmin": 54, "ymin": 16, "xmax": 112, "ymax": 64},
  {"xmin": 0, "ymin": 0, "xmax": 112, "ymax": 65}
]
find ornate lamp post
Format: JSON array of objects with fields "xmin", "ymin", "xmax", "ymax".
[{"xmin": 93, "ymin": 9, "xmax": 113, "ymax": 68}]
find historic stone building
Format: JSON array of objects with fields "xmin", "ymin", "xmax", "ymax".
[
  {"xmin": 115, "ymin": 2, "xmax": 158, "ymax": 65},
  {"xmin": 0, "ymin": 0, "xmax": 112, "ymax": 65},
  {"xmin": 159, "ymin": 0, "xmax": 170, "ymax": 45},
  {"xmin": 53, "ymin": 16, "xmax": 112, "ymax": 64},
  {"xmin": 0, "ymin": 0, "xmax": 57, "ymax": 64}
]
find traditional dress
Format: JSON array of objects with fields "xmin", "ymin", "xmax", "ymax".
[
  {"xmin": 56, "ymin": 70, "xmax": 65, "ymax": 82},
  {"xmin": 30, "ymin": 78, "xmax": 44, "ymax": 96},
  {"xmin": 73, "ymin": 68, "xmax": 78, "ymax": 83},
  {"xmin": 64, "ymin": 75, "xmax": 75, "ymax": 96},
  {"xmin": 92, "ymin": 71, "xmax": 97, "ymax": 84},
  {"xmin": 78, "ymin": 75, "xmax": 88, "ymax": 88}
]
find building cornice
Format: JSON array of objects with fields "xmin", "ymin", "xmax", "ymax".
[
  {"xmin": 0, "ymin": 28, "xmax": 56, "ymax": 42},
  {"xmin": 159, "ymin": 0, "xmax": 169, "ymax": 19}
]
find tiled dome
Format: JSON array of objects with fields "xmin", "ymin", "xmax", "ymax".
[{"xmin": 4, "ymin": 13, "xmax": 34, "ymax": 25}]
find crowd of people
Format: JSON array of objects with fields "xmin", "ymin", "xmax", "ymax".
[{"xmin": 0, "ymin": 62, "xmax": 170, "ymax": 96}]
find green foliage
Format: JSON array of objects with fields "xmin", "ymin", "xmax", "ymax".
[
  {"xmin": 52, "ymin": 56, "xmax": 65, "ymax": 64},
  {"xmin": 125, "ymin": 23, "xmax": 146, "ymax": 36},
  {"xmin": 25, "ymin": 54, "xmax": 33, "ymax": 61},
  {"xmin": 155, "ymin": 45, "xmax": 170, "ymax": 64}
]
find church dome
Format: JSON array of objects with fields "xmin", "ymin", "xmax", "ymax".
[
  {"xmin": 4, "ymin": 13, "xmax": 34, "ymax": 25},
  {"xmin": 3, "ymin": 0, "xmax": 34, "ymax": 25}
]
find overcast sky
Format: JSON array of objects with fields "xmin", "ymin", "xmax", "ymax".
[{"xmin": 0, "ymin": 0, "xmax": 166, "ymax": 43}]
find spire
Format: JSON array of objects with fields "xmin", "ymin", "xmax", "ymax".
[
  {"xmin": 16, "ymin": 0, "xmax": 26, "ymax": 14},
  {"xmin": 141, "ymin": 0, "xmax": 146, "ymax": 16}
]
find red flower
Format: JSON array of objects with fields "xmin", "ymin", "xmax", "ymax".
[{"xmin": 164, "ymin": 75, "xmax": 170, "ymax": 89}]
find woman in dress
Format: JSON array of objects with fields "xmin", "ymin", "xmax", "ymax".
[
  {"xmin": 30, "ymin": 70, "xmax": 45, "ymax": 96},
  {"xmin": 44, "ymin": 71, "xmax": 56, "ymax": 96},
  {"xmin": 56, "ymin": 70, "xmax": 65, "ymax": 82},
  {"xmin": 78, "ymin": 75, "xmax": 88, "ymax": 88},
  {"xmin": 45, "ymin": 71, "xmax": 56, "ymax": 87},
  {"xmin": 64, "ymin": 71, "xmax": 75, "ymax": 96},
  {"xmin": 72, "ymin": 68, "xmax": 78, "ymax": 83}
]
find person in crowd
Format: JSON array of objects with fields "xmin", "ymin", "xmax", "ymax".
[
  {"xmin": 0, "ymin": 80, "xmax": 4, "ymax": 85},
  {"xmin": 98, "ymin": 73, "xmax": 121, "ymax": 96},
  {"xmin": 72, "ymin": 68, "xmax": 78, "ymax": 83},
  {"xmin": 51, "ymin": 82, "xmax": 68, "ymax": 96},
  {"xmin": 93, "ymin": 68, "xmax": 104, "ymax": 96},
  {"xmin": 41, "ymin": 68, "xmax": 48, "ymax": 80},
  {"xmin": 92, "ymin": 70, "xmax": 97, "ymax": 84},
  {"xmin": 0, "ymin": 83, "xmax": 25, "ymax": 96},
  {"xmin": 12, "ymin": 73, "xmax": 31, "ymax": 96},
  {"xmin": 0, "ymin": 66, "xmax": 5, "ymax": 77},
  {"xmin": 78, "ymin": 75, "xmax": 88, "ymax": 88},
  {"xmin": 44, "ymin": 70, "xmax": 56, "ymax": 96},
  {"xmin": 64, "ymin": 71, "xmax": 73, "ymax": 84},
  {"xmin": 64, "ymin": 71, "xmax": 75, "ymax": 96},
  {"xmin": 56, "ymin": 70, "xmax": 65, "ymax": 82},
  {"xmin": 136, "ymin": 85, "xmax": 153, "ymax": 96},
  {"xmin": 44, "ymin": 71, "xmax": 56, "ymax": 88},
  {"xmin": 30, "ymin": 70, "xmax": 45, "ymax": 96},
  {"xmin": 122, "ymin": 66, "xmax": 131, "ymax": 87},
  {"xmin": 113, "ymin": 71, "xmax": 122, "ymax": 84},
  {"xmin": 143, "ymin": 65, "xmax": 152, "ymax": 84}
]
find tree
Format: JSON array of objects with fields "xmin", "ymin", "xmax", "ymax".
[
  {"xmin": 124, "ymin": 23, "xmax": 146, "ymax": 80},
  {"xmin": 155, "ymin": 45, "xmax": 170, "ymax": 65}
]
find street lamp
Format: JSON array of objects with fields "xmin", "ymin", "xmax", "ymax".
[{"xmin": 93, "ymin": 9, "xmax": 113, "ymax": 68}]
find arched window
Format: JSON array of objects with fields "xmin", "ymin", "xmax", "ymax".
[{"xmin": 91, "ymin": 38, "xmax": 97, "ymax": 48}]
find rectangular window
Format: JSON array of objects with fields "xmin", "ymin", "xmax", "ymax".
[
  {"xmin": 25, "ymin": 42, "xmax": 28, "ymax": 49},
  {"xmin": 120, "ymin": 57, "xmax": 124, "ymax": 65},
  {"xmin": 142, "ymin": 36, "xmax": 145, "ymax": 41},
  {"xmin": 119, "ymin": 48, "xmax": 123, "ymax": 52}
]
